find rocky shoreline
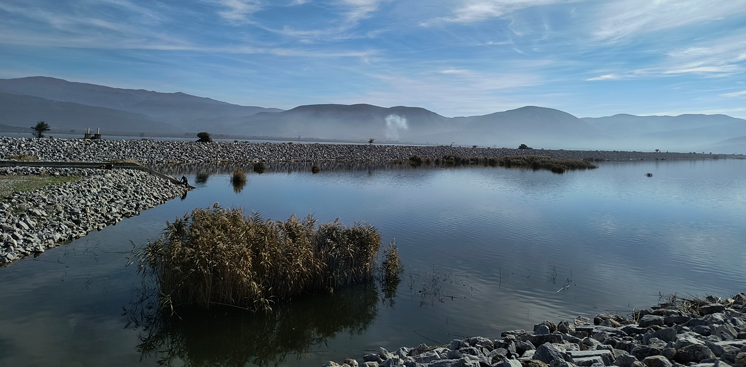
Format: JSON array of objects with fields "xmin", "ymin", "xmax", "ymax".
[
  {"xmin": 1, "ymin": 137, "xmax": 742, "ymax": 164},
  {"xmin": 0, "ymin": 166, "xmax": 191, "ymax": 265},
  {"xmin": 322, "ymin": 295, "xmax": 746, "ymax": 367}
]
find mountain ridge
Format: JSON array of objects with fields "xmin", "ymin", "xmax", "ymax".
[{"xmin": 0, "ymin": 76, "xmax": 744, "ymax": 153}]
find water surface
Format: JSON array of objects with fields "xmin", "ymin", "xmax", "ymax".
[{"xmin": 1, "ymin": 159, "xmax": 744, "ymax": 366}]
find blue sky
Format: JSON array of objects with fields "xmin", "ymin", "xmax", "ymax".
[{"xmin": 1, "ymin": 0, "xmax": 745, "ymax": 118}]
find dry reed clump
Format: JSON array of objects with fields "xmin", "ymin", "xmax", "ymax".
[
  {"xmin": 232, "ymin": 168, "xmax": 246, "ymax": 184},
  {"xmin": 135, "ymin": 204, "xmax": 385, "ymax": 312},
  {"xmin": 381, "ymin": 241, "xmax": 403, "ymax": 284}
]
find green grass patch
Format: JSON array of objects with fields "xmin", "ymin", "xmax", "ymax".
[
  {"xmin": 0, "ymin": 174, "xmax": 81, "ymax": 199},
  {"xmin": 4, "ymin": 153, "xmax": 39, "ymax": 161},
  {"xmin": 133, "ymin": 204, "xmax": 398, "ymax": 312}
]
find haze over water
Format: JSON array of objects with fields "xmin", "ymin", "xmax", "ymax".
[{"xmin": 1, "ymin": 159, "xmax": 745, "ymax": 366}]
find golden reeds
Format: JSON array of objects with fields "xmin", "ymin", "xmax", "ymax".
[{"xmin": 135, "ymin": 204, "xmax": 389, "ymax": 312}]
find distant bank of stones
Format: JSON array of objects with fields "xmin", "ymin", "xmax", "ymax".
[
  {"xmin": 324, "ymin": 294, "xmax": 746, "ymax": 367},
  {"xmin": 1, "ymin": 137, "xmax": 739, "ymax": 164},
  {"xmin": 0, "ymin": 166, "xmax": 190, "ymax": 265}
]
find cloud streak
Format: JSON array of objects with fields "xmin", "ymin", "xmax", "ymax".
[{"xmin": 591, "ymin": 0, "xmax": 746, "ymax": 42}]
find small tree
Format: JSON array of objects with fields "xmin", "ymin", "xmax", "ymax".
[
  {"xmin": 31, "ymin": 121, "xmax": 50, "ymax": 138},
  {"xmin": 196, "ymin": 132, "xmax": 212, "ymax": 142},
  {"xmin": 518, "ymin": 143, "xmax": 532, "ymax": 149},
  {"xmin": 369, "ymin": 138, "xmax": 375, "ymax": 145}
]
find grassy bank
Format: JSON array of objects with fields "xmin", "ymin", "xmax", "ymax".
[
  {"xmin": 134, "ymin": 204, "xmax": 401, "ymax": 312},
  {"xmin": 0, "ymin": 174, "xmax": 81, "ymax": 199}
]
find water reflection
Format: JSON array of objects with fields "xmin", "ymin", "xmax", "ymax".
[{"xmin": 124, "ymin": 281, "xmax": 397, "ymax": 367}]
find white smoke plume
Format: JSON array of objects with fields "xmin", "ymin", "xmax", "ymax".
[{"xmin": 385, "ymin": 114, "xmax": 408, "ymax": 140}]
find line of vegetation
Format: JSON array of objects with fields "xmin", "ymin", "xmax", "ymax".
[
  {"xmin": 132, "ymin": 204, "xmax": 402, "ymax": 312},
  {"xmin": 0, "ymin": 174, "xmax": 81, "ymax": 199},
  {"xmin": 401, "ymin": 154, "xmax": 597, "ymax": 173}
]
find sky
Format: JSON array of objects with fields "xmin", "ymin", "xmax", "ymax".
[{"xmin": 0, "ymin": 0, "xmax": 745, "ymax": 118}]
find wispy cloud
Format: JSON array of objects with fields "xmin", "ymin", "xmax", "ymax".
[
  {"xmin": 213, "ymin": 0, "xmax": 263, "ymax": 23},
  {"xmin": 721, "ymin": 90, "xmax": 746, "ymax": 98},
  {"xmin": 423, "ymin": 0, "xmax": 568, "ymax": 25},
  {"xmin": 592, "ymin": 0, "xmax": 746, "ymax": 42},
  {"xmin": 586, "ymin": 74, "xmax": 622, "ymax": 81}
]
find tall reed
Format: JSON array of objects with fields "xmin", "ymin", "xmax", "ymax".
[{"xmin": 135, "ymin": 204, "xmax": 389, "ymax": 312}]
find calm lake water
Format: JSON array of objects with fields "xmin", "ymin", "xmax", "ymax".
[{"xmin": 1, "ymin": 159, "xmax": 745, "ymax": 366}]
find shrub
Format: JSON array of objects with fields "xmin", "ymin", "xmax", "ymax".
[
  {"xmin": 408, "ymin": 155, "xmax": 423, "ymax": 166},
  {"xmin": 231, "ymin": 169, "xmax": 247, "ymax": 193},
  {"xmin": 197, "ymin": 132, "xmax": 212, "ymax": 142},
  {"xmin": 133, "ymin": 205, "xmax": 384, "ymax": 311},
  {"xmin": 518, "ymin": 143, "xmax": 532, "ymax": 149},
  {"xmin": 253, "ymin": 162, "xmax": 266, "ymax": 174},
  {"xmin": 311, "ymin": 165, "xmax": 321, "ymax": 174}
]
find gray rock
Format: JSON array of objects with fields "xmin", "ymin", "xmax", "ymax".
[
  {"xmin": 414, "ymin": 350, "xmax": 441, "ymax": 363},
  {"xmin": 614, "ymin": 355, "xmax": 640, "ymax": 367},
  {"xmin": 535, "ymin": 325, "xmax": 552, "ymax": 335},
  {"xmin": 639, "ymin": 315, "xmax": 665, "ymax": 328},
  {"xmin": 568, "ymin": 350, "xmax": 614, "ymax": 365},
  {"xmin": 700, "ymin": 305, "xmax": 727, "ymax": 316},
  {"xmin": 632, "ymin": 345, "xmax": 665, "ymax": 360},
  {"xmin": 644, "ymin": 328, "xmax": 678, "ymax": 344},
  {"xmin": 736, "ymin": 353, "xmax": 746, "ymax": 367},
  {"xmin": 535, "ymin": 343, "xmax": 568, "ymax": 365},
  {"xmin": 675, "ymin": 344, "xmax": 716, "ymax": 363},
  {"xmin": 642, "ymin": 356, "xmax": 672, "ymax": 367}
]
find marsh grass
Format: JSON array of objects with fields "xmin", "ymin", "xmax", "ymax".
[
  {"xmin": 134, "ymin": 204, "xmax": 392, "ymax": 312},
  {"xmin": 4, "ymin": 153, "xmax": 39, "ymax": 161},
  {"xmin": 497, "ymin": 155, "xmax": 597, "ymax": 173},
  {"xmin": 231, "ymin": 168, "xmax": 247, "ymax": 193}
]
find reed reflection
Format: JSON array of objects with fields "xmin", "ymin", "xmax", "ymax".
[{"xmin": 124, "ymin": 282, "xmax": 397, "ymax": 367}]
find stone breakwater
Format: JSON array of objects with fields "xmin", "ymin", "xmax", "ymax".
[
  {"xmin": 0, "ymin": 166, "xmax": 191, "ymax": 265},
  {"xmin": 323, "ymin": 294, "xmax": 746, "ymax": 367},
  {"xmin": 1, "ymin": 137, "xmax": 738, "ymax": 164}
]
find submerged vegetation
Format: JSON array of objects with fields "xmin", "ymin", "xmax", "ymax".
[{"xmin": 133, "ymin": 204, "xmax": 401, "ymax": 312}]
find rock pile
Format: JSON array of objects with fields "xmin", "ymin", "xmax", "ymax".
[
  {"xmin": 323, "ymin": 294, "xmax": 746, "ymax": 367},
  {"xmin": 0, "ymin": 167, "xmax": 191, "ymax": 265},
  {"xmin": 1, "ymin": 137, "xmax": 735, "ymax": 164}
]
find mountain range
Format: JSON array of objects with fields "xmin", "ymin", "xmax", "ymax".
[{"xmin": 1, "ymin": 76, "xmax": 744, "ymax": 154}]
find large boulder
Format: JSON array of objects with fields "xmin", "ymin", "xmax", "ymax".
[
  {"xmin": 642, "ymin": 356, "xmax": 672, "ymax": 367},
  {"xmin": 535, "ymin": 343, "xmax": 568, "ymax": 365},
  {"xmin": 674, "ymin": 344, "xmax": 716, "ymax": 364}
]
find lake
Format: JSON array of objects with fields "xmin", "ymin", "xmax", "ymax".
[{"xmin": 1, "ymin": 159, "xmax": 745, "ymax": 366}]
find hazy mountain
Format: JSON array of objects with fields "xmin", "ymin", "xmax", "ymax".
[
  {"xmin": 582, "ymin": 114, "xmax": 746, "ymax": 152},
  {"xmin": 229, "ymin": 104, "xmax": 455, "ymax": 141},
  {"xmin": 0, "ymin": 76, "xmax": 744, "ymax": 153},
  {"xmin": 583, "ymin": 114, "xmax": 745, "ymax": 137},
  {"xmin": 0, "ymin": 92, "xmax": 176, "ymax": 133},
  {"xmin": 0, "ymin": 76, "xmax": 282, "ymax": 131},
  {"xmin": 692, "ymin": 136, "xmax": 746, "ymax": 155}
]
